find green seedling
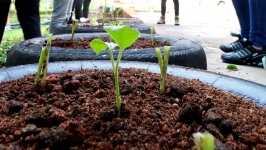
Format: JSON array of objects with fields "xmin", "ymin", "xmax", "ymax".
[
  {"xmin": 71, "ymin": 19, "xmax": 79, "ymax": 40},
  {"xmin": 90, "ymin": 25, "xmax": 140, "ymax": 117},
  {"xmin": 90, "ymin": 16, "xmax": 98, "ymax": 26},
  {"xmin": 150, "ymin": 26, "xmax": 154, "ymax": 46},
  {"xmin": 117, "ymin": 20, "xmax": 123, "ymax": 26},
  {"xmin": 193, "ymin": 132, "xmax": 215, "ymax": 150},
  {"xmin": 116, "ymin": 7, "xmax": 123, "ymax": 20},
  {"xmin": 101, "ymin": 0, "xmax": 108, "ymax": 26},
  {"xmin": 111, "ymin": 5, "xmax": 115, "ymax": 20},
  {"xmin": 226, "ymin": 64, "xmax": 238, "ymax": 71},
  {"xmin": 155, "ymin": 46, "xmax": 170, "ymax": 94},
  {"xmin": 34, "ymin": 34, "xmax": 53, "ymax": 87}
]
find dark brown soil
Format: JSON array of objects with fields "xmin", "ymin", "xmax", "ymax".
[
  {"xmin": 50, "ymin": 37, "xmax": 171, "ymax": 50},
  {"xmin": 0, "ymin": 68, "xmax": 266, "ymax": 149}
]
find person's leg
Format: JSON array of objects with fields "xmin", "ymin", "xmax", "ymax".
[
  {"xmin": 221, "ymin": 0, "xmax": 266, "ymax": 66},
  {"xmin": 157, "ymin": 0, "xmax": 167, "ymax": 24},
  {"xmin": 49, "ymin": 0, "xmax": 74, "ymax": 33},
  {"xmin": 75, "ymin": 0, "xmax": 83, "ymax": 20},
  {"xmin": 15, "ymin": 0, "xmax": 41, "ymax": 40},
  {"xmin": 173, "ymin": 0, "xmax": 179, "ymax": 25},
  {"xmin": 232, "ymin": 0, "xmax": 250, "ymax": 39},
  {"xmin": 83, "ymin": 0, "xmax": 91, "ymax": 18},
  {"xmin": 161, "ymin": 0, "xmax": 167, "ymax": 16},
  {"xmin": 249, "ymin": 0, "xmax": 266, "ymax": 48},
  {"xmin": 0, "ymin": 0, "xmax": 11, "ymax": 43},
  {"xmin": 69, "ymin": 0, "xmax": 78, "ymax": 23},
  {"xmin": 219, "ymin": 0, "xmax": 250, "ymax": 53}
]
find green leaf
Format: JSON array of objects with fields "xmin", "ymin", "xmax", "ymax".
[
  {"xmin": 104, "ymin": 25, "xmax": 140, "ymax": 50},
  {"xmin": 90, "ymin": 39, "xmax": 108, "ymax": 55}
]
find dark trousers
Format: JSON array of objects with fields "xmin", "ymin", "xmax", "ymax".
[
  {"xmin": 70, "ymin": 0, "xmax": 83, "ymax": 21},
  {"xmin": 161, "ymin": 0, "xmax": 179, "ymax": 16},
  {"xmin": 83, "ymin": 0, "xmax": 91, "ymax": 18},
  {"xmin": 0, "ymin": 0, "xmax": 41, "ymax": 43}
]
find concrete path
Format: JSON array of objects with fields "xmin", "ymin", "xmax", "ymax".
[{"xmin": 123, "ymin": 1, "xmax": 266, "ymax": 85}]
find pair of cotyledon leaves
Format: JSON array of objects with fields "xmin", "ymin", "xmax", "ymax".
[{"xmin": 90, "ymin": 25, "xmax": 140, "ymax": 54}]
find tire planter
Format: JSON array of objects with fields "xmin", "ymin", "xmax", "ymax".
[
  {"xmin": 6, "ymin": 33, "xmax": 207, "ymax": 70},
  {"xmin": 53, "ymin": 23, "xmax": 152, "ymax": 35},
  {"xmin": 53, "ymin": 17, "xmax": 147, "ymax": 35},
  {"xmin": 1, "ymin": 60, "xmax": 266, "ymax": 107}
]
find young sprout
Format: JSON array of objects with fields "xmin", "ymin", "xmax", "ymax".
[
  {"xmin": 90, "ymin": 25, "xmax": 140, "ymax": 117},
  {"xmin": 193, "ymin": 132, "xmax": 215, "ymax": 150},
  {"xmin": 101, "ymin": 0, "xmax": 108, "ymax": 26},
  {"xmin": 111, "ymin": 5, "xmax": 115, "ymax": 20},
  {"xmin": 34, "ymin": 34, "xmax": 53, "ymax": 87},
  {"xmin": 116, "ymin": 7, "xmax": 123, "ymax": 20},
  {"xmin": 150, "ymin": 25, "xmax": 154, "ymax": 46},
  {"xmin": 90, "ymin": 16, "xmax": 98, "ymax": 26},
  {"xmin": 155, "ymin": 46, "xmax": 170, "ymax": 94},
  {"xmin": 71, "ymin": 19, "xmax": 79, "ymax": 40}
]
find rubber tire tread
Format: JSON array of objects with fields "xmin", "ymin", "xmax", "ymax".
[{"xmin": 6, "ymin": 33, "xmax": 207, "ymax": 70}]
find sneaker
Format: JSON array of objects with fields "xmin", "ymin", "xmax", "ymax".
[
  {"xmin": 80, "ymin": 17, "xmax": 89, "ymax": 23},
  {"xmin": 219, "ymin": 38, "xmax": 248, "ymax": 53},
  {"xmin": 221, "ymin": 45, "xmax": 266, "ymax": 66}
]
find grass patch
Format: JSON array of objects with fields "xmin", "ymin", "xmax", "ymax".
[{"xmin": 0, "ymin": 25, "xmax": 49, "ymax": 67}]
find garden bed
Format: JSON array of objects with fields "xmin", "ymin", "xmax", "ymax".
[{"xmin": 0, "ymin": 61, "xmax": 266, "ymax": 149}]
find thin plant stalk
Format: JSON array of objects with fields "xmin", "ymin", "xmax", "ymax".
[
  {"xmin": 102, "ymin": 0, "xmax": 108, "ymax": 26},
  {"xmin": 156, "ymin": 46, "xmax": 170, "ymax": 94},
  {"xmin": 71, "ymin": 19, "xmax": 79, "ymax": 40},
  {"xmin": 150, "ymin": 26, "xmax": 154, "ymax": 46},
  {"xmin": 34, "ymin": 34, "xmax": 53, "ymax": 87}
]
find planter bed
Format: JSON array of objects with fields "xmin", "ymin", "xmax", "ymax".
[{"xmin": 0, "ymin": 61, "xmax": 265, "ymax": 149}]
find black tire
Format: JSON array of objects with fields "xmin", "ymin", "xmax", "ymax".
[
  {"xmin": 6, "ymin": 33, "xmax": 207, "ymax": 70},
  {"xmin": 53, "ymin": 23, "xmax": 152, "ymax": 35}
]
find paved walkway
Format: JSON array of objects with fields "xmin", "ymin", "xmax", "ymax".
[{"xmin": 123, "ymin": 1, "xmax": 266, "ymax": 85}]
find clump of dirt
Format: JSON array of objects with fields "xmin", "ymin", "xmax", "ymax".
[{"xmin": 0, "ymin": 68, "xmax": 265, "ymax": 149}]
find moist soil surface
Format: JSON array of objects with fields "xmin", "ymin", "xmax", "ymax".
[
  {"xmin": 49, "ymin": 37, "xmax": 171, "ymax": 50},
  {"xmin": 0, "ymin": 68, "xmax": 266, "ymax": 149}
]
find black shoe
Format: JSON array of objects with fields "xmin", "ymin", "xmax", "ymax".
[
  {"xmin": 219, "ymin": 38, "xmax": 248, "ymax": 53},
  {"xmin": 221, "ymin": 45, "xmax": 266, "ymax": 66}
]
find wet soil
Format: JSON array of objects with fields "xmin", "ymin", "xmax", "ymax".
[
  {"xmin": 50, "ymin": 37, "xmax": 171, "ymax": 50},
  {"xmin": 0, "ymin": 68, "xmax": 266, "ymax": 149}
]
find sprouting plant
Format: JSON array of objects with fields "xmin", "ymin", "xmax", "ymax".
[
  {"xmin": 90, "ymin": 16, "xmax": 98, "ymax": 26},
  {"xmin": 107, "ymin": 21, "xmax": 116, "ymax": 26},
  {"xmin": 101, "ymin": 0, "xmax": 108, "ymax": 26},
  {"xmin": 155, "ymin": 46, "xmax": 170, "ymax": 94},
  {"xmin": 71, "ymin": 19, "xmax": 79, "ymax": 40},
  {"xmin": 226, "ymin": 64, "xmax": 238, "ymax": 71},
  {"xmin": 90, "ymin": 25, "xmax": 140, "ymax": 117},
  {"xmin": 34, "ymin": 34, "xmax": 53, "ymax": 87},
  {"xmin": 193, "ymin": 132, "xmax": 215, "ymax": 150},
  {"xmin": 116, "ymin": 7, "xmax": 123, "ymax": 20},
  {"xmin": 150, "ymin": 25, "xmax": 154, "ymax": 47},
  {"xmin": 111, "ymin": 5, "xmax": 115, "ymax": 21}
]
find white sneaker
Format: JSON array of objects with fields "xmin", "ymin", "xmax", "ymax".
[
  {"xmin": 80, "ymin": 17, "xmax": 90, "ymax": 22},
  {"xmin": 4, "ymin": 25, "xmax": 11, "ymax": 30}
]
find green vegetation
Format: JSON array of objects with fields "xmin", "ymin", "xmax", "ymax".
[
  {"xmin": 155, "ymin": 46, "xmax": 170, "ymax": 94},
  {"xmin": 193, "ymin": 132, "xmax": 215, "ymax": 150},
  {"xmin": 90, "ymin": 25, "xmax": 140, "ymax": 117},
  {"xmin": 35, "ymin": 34, "xmax": 53, "ymax": 87},
  {"xmin": 71, "ymin": 20, "xmax": 79, "ymax": 40},
  {"xmin": 150, "ymin": 25, "xmax": 154, "ymax": 46},
  {"xmin": 226, "ymin": 64, "xmax": 238, "ymax": 70}
]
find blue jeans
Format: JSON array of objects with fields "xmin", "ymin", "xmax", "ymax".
[
  {"xmin": 49, "ymin": 0, "xmax": 74, "ymax": 33},
  {"xmin": 232, "ymin": 0, "xmax": 266, "ymax": 47}
]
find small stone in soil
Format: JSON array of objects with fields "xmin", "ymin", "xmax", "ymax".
[
  {"xmin": 206, "ymin": 123, "xmax": 225, "ymax": 142},
  {"xmin": 178, "ymin": 102, "xmax": 202, "ymax": 124},
  {"xmin": 9, "ymin": 100, "xmax": 23, "ymax": 114},
  {"xmin": 203, "ymin": 108, "xmax": 224, "ymax": 126},
  {"xmin": 37, "ymin": 129, "xmax": 70, "ymax": 148}
]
